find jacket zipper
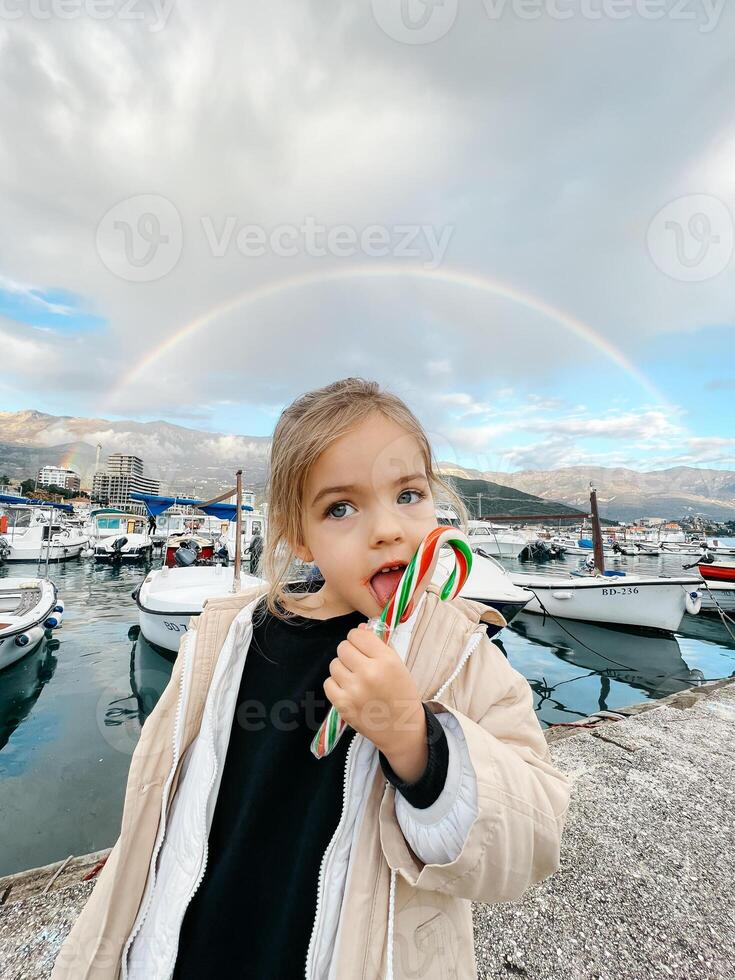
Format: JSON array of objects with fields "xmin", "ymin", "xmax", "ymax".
[
  {"xmin": 304, "ymin": 727, "xmax": 361, "ymax": 979},
  {"xmin": 121, "ymin": 630, "xmax": 194, "ymax": 978}
]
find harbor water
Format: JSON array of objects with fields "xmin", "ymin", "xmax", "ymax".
[{"xmin": 1, "ymin": 549, "xmax": 734, "ymax": 878}]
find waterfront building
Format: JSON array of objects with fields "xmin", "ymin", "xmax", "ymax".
[
  {"xmin": 36, "ymin": 466, "xmax": 81, "ymax": 493},
  {"xmin": 92, "ymin": 454, "xmax": 160, "ymax": 515}
]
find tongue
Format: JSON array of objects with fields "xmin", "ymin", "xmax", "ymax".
[{"xmin": 370, "ymin": 569, "xmax": 404, "ymax": 607}]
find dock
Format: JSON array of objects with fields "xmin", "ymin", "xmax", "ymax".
[{"xmin": 1, "ymin": 677, "xmax": 733, "ymax": 979}]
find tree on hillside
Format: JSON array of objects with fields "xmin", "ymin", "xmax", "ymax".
[{"xmin": 20, "ymin": 478, "xmax": 36, "ymax": 496}]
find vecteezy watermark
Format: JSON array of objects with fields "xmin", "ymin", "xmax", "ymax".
[
  {"xmin": 200, "ymin": 216, "xmax": 453, "ymax": 269},
  {"xmin": 371, "ymin": 0, "xmax": 459, "ymax": 44},
  {"xmin": 371, "ymin": 0, "xmax": 726, "ymax": 42},
  {"xmin": 0, "ymin": 0, "xmax": 175, "ymax": 31},
  {"xmin": 646, "ymin": 194, "xmax": 734, "ymax": 282},
  {"xmin": 96, "ymin": 193, "xmax": 454, "ymax": 282},
  {"xmin": 96, "ymin": 193, "xmax": 183, "ymax": 282},
  {"xmin": 481, "ymin": 0, "xmax": 725, "ymax": 32}
]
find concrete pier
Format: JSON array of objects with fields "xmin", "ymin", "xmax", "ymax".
[{"xmin": 1, "ymin": 677, "xmax": 733, "ymax": 979}]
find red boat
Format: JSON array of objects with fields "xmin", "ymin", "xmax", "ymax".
[
  {"xmin": 698, "ymin": 560, "xmax": 735, "ymax": 583},
  {"xmin": 164, "ymin": 533, "xmax": 215, "ymax": 568}
]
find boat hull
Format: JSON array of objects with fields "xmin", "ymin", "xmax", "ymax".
[
  {"xmin": 135, "ymin": 565, "xmax": 262, "ymax": 653},
  {"xmin": 2, "ymin": 542, "xmax": 84, "ymax": 562},
  {"xmin": 509, "ymin": 574, "xmax": 700, "ymax": 632},
  {"xmin": 698, "ymin": 562, "xmax": 735, "ymax": 583},
  {"xmin": 0, "ymin": 578, "xmax": 57, "ymax": 671},
  {"xmin": 697, "ymin": 582, "xmax": 735, "ymax": 614}
]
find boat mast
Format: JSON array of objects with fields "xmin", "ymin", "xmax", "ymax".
[
  {"xmin": 232, "ymin": 469, "xmax": 242, "ymax": 593},
  {"xmin": 590, "ymin": 484, "xmax": 605, "ymax": 574}
]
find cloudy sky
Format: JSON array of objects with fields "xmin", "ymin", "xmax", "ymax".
[{"xmin": 1, "ymin": 0, "xmax": 733, "ymax": 476}]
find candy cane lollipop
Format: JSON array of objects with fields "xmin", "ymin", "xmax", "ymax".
[{"xmin": 311, "ymin": 525, "xmax": 473, "ymax": 759}]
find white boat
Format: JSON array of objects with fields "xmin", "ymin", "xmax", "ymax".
[
  {"xmin": 508, "ymin": 570, "xmax": 702, "ymax": 633},
  {"xmin": 551, "ymin": 535, "xmax": 618, "ymax": 557},
  {"xmin": 465, "ymin": 521, "xmax": 527, "ymax": 559},
  {"xmin": 0, "ymin": 500, "xmax": 87, "ymax": 562},
  {"xmin": 696, "ymin": 581, "xmax": 735, "ymax": 616},
  {"xmin": 134, "ymin": 564, "xmax": 262, "ymax": 652},
  {"xmin": 0, "ymin": 578, "xmax": 60, "ymax": 671},
  {"xmin": 436, "ymin": 548, "xmax": 532, "ymax": 624},
  {"xmin": 89, "ymin": 511, "xmax": 154, "ymax": 563}
]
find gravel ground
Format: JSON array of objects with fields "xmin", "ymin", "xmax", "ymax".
[
  {"xmin": 473, "ymin": 683, "xmax": 735, "ymax": 980},
  {"xmin": 1, "ymin": 681, "xmax": 733, "ymax": 979}
]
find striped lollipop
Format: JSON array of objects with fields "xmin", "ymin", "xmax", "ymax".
[{"xmin": 311, "ymin": 525, "xmax": 473, "ymax": 759}]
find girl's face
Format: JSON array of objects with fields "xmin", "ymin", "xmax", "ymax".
[{"xmin": 294, "ymin": 412, "xmax": 438, "ymax": 618}]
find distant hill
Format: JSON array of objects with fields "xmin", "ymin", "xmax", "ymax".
[
  {"xmin": 0, "ymin": 410, "xmax": 733, "ymax": 519},
  {"xmin": 441, "ymin": 474, "xmax": 585, "ymax": 521},
  {"xmin": 480, "ymin": 465, "xmax": 735, "ymax": 521}
]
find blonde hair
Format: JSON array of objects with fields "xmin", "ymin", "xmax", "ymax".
[{"xmin": 260, "ymin": 377, "xmax": 468, "ymax": 622}]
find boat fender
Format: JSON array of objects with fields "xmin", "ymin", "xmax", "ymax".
[
  {"xmin": 15, "ymin": 626, "xmax": 44, "ymax": 648},
  {"xmin": 54, "ymin": 602, "xmax": 64, "ymax": 613},
  {"xmin": 551, "ymin": 591, "xmax": 574, "ymax": 600},
  {"xmin": 44, "ymin": 612, "xmax": 63, "ymax": 629},
  {"xmin": 685, "ymin": 590, "xmax": 702, "ymax": 616}
]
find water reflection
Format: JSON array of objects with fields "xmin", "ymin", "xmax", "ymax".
[
  {"xmin": 0, "ymin": 637, "xmax": 60, "ymax": 752},
  {"xmin": 512, "ymin": 612, "xmax": 707, "ymax": 715},
  {"xmin": 101, "ymin": 628, "xmax": 173, "ymax": 734}
]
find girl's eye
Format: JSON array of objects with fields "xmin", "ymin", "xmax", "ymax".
[
  {"xmin": 326, "ymin": 501, "xmax": 357, "ymax": 520},
  {"xmin": 398, "ymin": 489, "xmax": 426, "ymax": 505}
]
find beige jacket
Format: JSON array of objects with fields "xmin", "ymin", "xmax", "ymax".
[{"xmin": 52, "ymin": 583, "xmax": 570, "ymax": 980}]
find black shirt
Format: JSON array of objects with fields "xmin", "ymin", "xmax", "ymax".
[{"xmin": 172, "ymin": 597, "xmax": 449, "ymax": 980}]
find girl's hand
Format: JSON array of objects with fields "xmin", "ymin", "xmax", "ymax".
[{"xmin": 323, "ymin": 624, "xmax": 429, "ymax": 782}]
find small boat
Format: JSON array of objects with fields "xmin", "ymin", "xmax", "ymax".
[
  {"xmin": 696, "ymin": 581, "xmax": 735, "ymax": 615},
  {"xmin": 134, "ymin": 564, "xmax": 261, "ymax": 653},
  {"xmin": 90, "ymin": 512, "xmax": 154, "ymax": 563},
  {"xmin": 508, "ymin": 570, "xmax": 702, "ymax": 633},
  {"xmin": 162, "ymin": 533, "xmax": 219, "ymax": 568},
  {"xmin": 0, "ymin": 578, "xmax": 61, "ymax": 671},
  {"xmin": 133, "ymin": 473, "xmax": 262, "ymax": 652},
  {"xmin": 0, "ymin": 496, "xmax": 87, "ymax": 562},
  {"xmin": 519, "ymin": 538, "xmax": 567, "ymax": 561},
  {"xmin": 697, "ymin": 560, "xmax": 735, "ymax": 584},
  {"xmin": 465, "ymin": 521, "xmax": 527, "ymax": 559}
]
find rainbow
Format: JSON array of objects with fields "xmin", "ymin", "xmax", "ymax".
[{"xmin": 104, "ymin": 265, "xmax": 669, "ymax": 407}]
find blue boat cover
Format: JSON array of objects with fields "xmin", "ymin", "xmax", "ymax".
[
  {"xmin": 0, "ymin": 493, "xmax": 74, "ymax": 513},
  {"xmin": 130, "ymin": 491, "xmax": 253, "ymax": 520}
]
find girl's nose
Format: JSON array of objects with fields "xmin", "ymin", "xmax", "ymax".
[{"xmin": 368, "ymin": 511, "xmax": 404, "ymax": 547}]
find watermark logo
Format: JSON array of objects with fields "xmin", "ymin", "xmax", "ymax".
[
  {"xmin": 96, "ymin": 198, "xmax": 453, "ymax": 280},
  {"xmin": 0, "ymin": 0, "xmax": 176, "ymax": 31},
  {"xmin": 646, "ymin": 194, "xmax": 734, "ymax": 282},
  {"xmin": 96, "ymin": 193, "xmax": 183, "ymax": 282},
  {"xmin": 371, "ymin": 0, "xmax": 458, "ymax": 43}
]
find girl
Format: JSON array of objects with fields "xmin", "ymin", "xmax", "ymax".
[{"xmin": 52, "ymin": 378, "xmax": 570, "ymax": 980}]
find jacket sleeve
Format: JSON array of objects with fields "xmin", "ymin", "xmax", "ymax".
[
  {"xmin": 378, "ymin": 631, "xmax": 571, "ymax": 903},
  {"xmin": 390, "ymin": 710, "xmax": 478, "ymax": 866}
]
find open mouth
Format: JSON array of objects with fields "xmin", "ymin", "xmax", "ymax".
[{"xmin": 367, "ymin": 562, "xmax": 408, "ymax": 608}]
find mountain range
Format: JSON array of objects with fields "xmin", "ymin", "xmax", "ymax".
[{"xmin": 0, "ymin": 410, "xmax": 733, "ymax": 520}]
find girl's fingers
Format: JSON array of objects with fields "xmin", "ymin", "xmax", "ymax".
[
  {"xmin": 336, "ymin": 640, "xmax": 362, "ymax": 671},
  {"xmin": 329, "ymin": 657, "xmax": 353, "ymax": 686}
]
